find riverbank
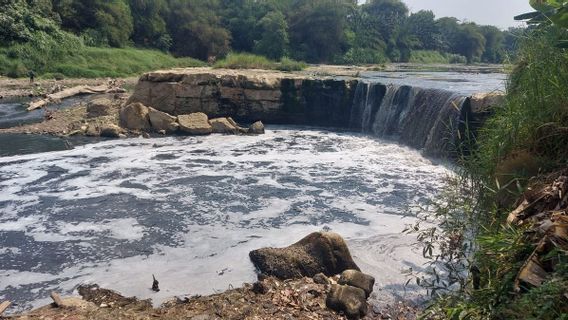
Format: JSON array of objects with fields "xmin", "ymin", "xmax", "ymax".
[{"xmin": 4, "ymin": 277, "xmax": 419, "ymax": 320}]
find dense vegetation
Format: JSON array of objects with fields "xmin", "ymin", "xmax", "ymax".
[
  {"xmin": 1, "ymin": 0, "xmax": 522, "ymax": 78},
  {"xmin": 413, "ymin": 1, "xmax": 568, "ymax": 319}
]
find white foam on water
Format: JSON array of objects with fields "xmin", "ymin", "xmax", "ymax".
[{"xmin": 0, "ymin": 128, "xmax": 452, "ymax": 312}]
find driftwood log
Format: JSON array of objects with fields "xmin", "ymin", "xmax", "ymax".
[
  {"xmin": 27, "ymin": 85, "xmax": 126, "ymax": 111},
  {"xmin": 0, "ymin": 301, "xmax": 11, "ymax": 315}
]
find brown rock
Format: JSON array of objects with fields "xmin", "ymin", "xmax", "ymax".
[
  {"xmin": 178, "ymin": 113, "xmax": 212, "ymax": 135},
  {"xmin": 249, "ymin": 232, "xmax": 360, "ymax": 279},
  {"xmin": 338, "ymin": 270, "xmax": 375, "ymax": 298},
  {"xmin": 120, "ymin": 103, "xmax": 150, "ymax": 130},
  {"xmin": 148, "ymin": 107, "xmax": 179, "ymax": 133},
  {"xmin": 100, "ymin": 124, "xmax": 123, "ymax": 138},
  {"xmin": 248, "ymin": 121, "xmax": 265, "ymax": 134},
  {"xmin": 326, "ymin": 284, "xmax": 368, "ymax": 320},
  {"xmin": 209, "ymin": 118, "xmax": 238, "ymax": 134},
  {"xmin": 313, "ymin": 273, "xmax": 331, "ymax": 285},
  {"xmin": 87, "ymin": 98, "xmax": 113, "ymax": 118}
]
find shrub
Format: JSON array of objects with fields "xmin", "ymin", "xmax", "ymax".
[
  {"xmin": 339, "ymin": 47, "xmax": 389, "ymax": 65},
  {"xmin": 277, "ymin": 57, "xmax": 307, "ymax": 72},
  {"xmin": 213, "ymin": 53, "xmax": 273, "ymax": 69}
]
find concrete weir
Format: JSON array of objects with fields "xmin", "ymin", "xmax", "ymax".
[{"xmin": 127, "ymin": 67, "xmax": 504, "ymax": 156}]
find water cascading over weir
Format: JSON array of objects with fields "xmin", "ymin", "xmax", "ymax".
[
  {"xmin": 127, "ymin": 69, "xmax": 479, "ymax": 157},
  {"xmin": 348, "ymin": 82, "xmax": 468, "ymax": 157}
]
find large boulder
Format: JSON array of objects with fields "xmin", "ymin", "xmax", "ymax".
[
  {"xmin": 209, "ymin": 117, "xmax": 239, "ymax": 134},
  {"xmin": 338, "ymin": 270, "xmax": 375, "ymax": 298},
  {"xmin": 148, "ymin": 107, "xmax": 179, "ymax": 133},
  {"xmin": 120, "ymin": 103, "xmax": 151, "ymax": 130},
  {"xmin": 326, "ymin": 284, "xmax": 368, "ymax": 320},
  {"xmin": 178, "ymin": 113, "xmax": 212, "ymax": 135},
  {"xmin": 87, "ymin": 98, "xmax": 113, "ymax": 118},
  {"xmin": 248, "ymin": 121, "xmax": 265, "ymax": 134},
  {"xmin": 249, "ymin": 232, "xmax": 360, "ymax": 279}
]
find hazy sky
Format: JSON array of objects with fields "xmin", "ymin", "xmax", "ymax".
[{"xmin": 402, "ymin": 0, "xmax": 533, "ymax": 29}]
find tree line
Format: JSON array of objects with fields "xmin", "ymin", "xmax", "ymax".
[{"xmin": 1, "ymin": 0, "xmax": 523, "ymax": 64}]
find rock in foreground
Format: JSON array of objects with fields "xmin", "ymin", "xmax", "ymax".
[
  {"xmin": 249, "ymin": 232, "xmax": 360, "ymax": 279},
  {"xmin": 178, "ymin": 112, "xmax": 213, "ymax": 135}
]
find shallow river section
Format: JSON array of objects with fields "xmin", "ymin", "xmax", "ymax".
[{"xmin": 0, "ymin": 128, "xmax": 451, "ymax": 312}]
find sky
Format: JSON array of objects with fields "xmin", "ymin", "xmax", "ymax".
[{"xmin": 402, "ymin": 0, "xmax": 533, "ymax": 30}]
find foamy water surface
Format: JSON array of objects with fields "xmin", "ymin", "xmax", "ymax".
[{"xmin": 0, "ymin": 128, "xmax": 451, "ymax": 312}]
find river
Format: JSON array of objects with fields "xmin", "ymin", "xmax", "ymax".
[{"xmin": 0, "ymin": 69, "xmax": 506, "ymax": 313}]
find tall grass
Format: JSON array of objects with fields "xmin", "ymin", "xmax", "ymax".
[
  {"xmin": 412, "ymin": 26, "xmax": 568, "ymax": 319},
  {"xmin": 0, "ymin": 41, "xmax": 205, "ymax": 79},
  {"xmin": 213, "ymin": 53, "xmax": 306, "ymax": 71},
  {"xmin": 409, "ymin": 50, "xmax": 467, "ymax": 64}
]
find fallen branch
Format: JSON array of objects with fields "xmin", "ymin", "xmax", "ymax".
[
  {"xmin": 0, "ymin": 301, "xmax": 11, "ymax": 315},
  {"xmin": 27, "ymin": 84, "xmax": 126, "ymax": 111}
]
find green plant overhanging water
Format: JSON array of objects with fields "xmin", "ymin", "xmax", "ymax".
[{"xmin": 410, "ymin": 25, "xmax": 568, "ymax": 320}]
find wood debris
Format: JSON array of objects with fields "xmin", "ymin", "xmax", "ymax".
[
  {"xmin": 0, "ymin": 301, "xmax": 11, "ymax": 316},
  {"xmin": 27, "ymin": 84, "xmax": 126, "ymax": 111},
  {"xmin": 509, "ymin": 173, "xmax": 568, "ymax": 292}
]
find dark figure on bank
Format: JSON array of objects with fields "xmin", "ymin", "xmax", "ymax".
[
  {"xmin": 28, "ymin": 70, "xmax": 35, "ymax": 84},
  {"xmin": 152, "ymin": 274, "xmax": 160, "ymax": 292}
]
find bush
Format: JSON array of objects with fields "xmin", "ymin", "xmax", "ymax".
[
  {"xmin": 339, "ymin": 47, "xmax": 389, "ymax": 65},
  {"xmin": 214, "ymin": 53, "xmax": 306, "ymax": 71},
  {"xmin": 409, "ymin": 50, "xmax": 468, "ymax": 64},
  {"xmin": 213, "ymin": 53, "xmax": 274, "ymax": 69},
  {"xmin": 0, "ymin": 41, "xmax": 205, "ymax": 78},
  {"xmin": 277, "ymin": 57, "xmax": 307, "ymax": 72}
]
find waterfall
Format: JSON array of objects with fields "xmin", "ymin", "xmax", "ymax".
[{"xmin": 350, "ymin": 81, "xmax": 468, "ymax": 157}]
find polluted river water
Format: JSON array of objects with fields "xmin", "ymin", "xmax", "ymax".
[{"xmin": 0, "ymin": 70, "xmax": 505, "ymax": 313}]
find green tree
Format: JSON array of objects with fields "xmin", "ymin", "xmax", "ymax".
[
  {"xmin": 0, "ymin": 0, "xmax": 59, "ymax": 44},
  {"xmin": 454, "ymin": 23, "xmax": 486, "ymax": 63},
  {"xmin": 407, "ymin": 10, "xmax": 439, "ymax": 50},
  {"xmin": 53, "ymin": 0, "xmax": 133, "ymax": 47},
  {"xmin": 362, "ymin": 0, "xmax": 409, "ymax": 61},
  {"xmin": 166, "ymin": 0, "xmax": 230, "ymax": 60},
  {"xmin": 480, "ymin": 25, "xmax": 505, "ymax": 63},
  {"xmin": 220, "ymin": 0, "xmax": 270, "ymax": 53},
  {"xmin": 254, "ymin": 11, "xmax": 289, "ymax": 60},
  {"xmin": 129, "ymin": 0, "xmax": 170, "ymax": 50},
  {"xmin": 436, "ymin": 17, "xmax": 461, "ymax": 52},
  {"xmin": 288, "ymin": 0, "xmax": 355, "ymax": 63},
  {"xmin": 363, "ymin": 0, "xmax": 408, "ymax": 43}
]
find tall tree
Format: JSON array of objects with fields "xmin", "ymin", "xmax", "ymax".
[
  {"xmin": 254, "ymin": 11, "xmax": 289, "ymax": 60},
  {"xmin": 407, "ymin": 10, "xmax": 439, "ymax": 50},
  {"xmin": 53, "ymin": 0, "xmax": 133, "ymax": 47},
  {"xmin": 288, "ymin": 0, "xmax": 355, "ymax": 62},
  {"xmin": 454, "ymin": 23, "xmax": 486, "ymax": 63},
  {"xmin": 480, "ymin": 25, "xmax": 505, "ymax": 63},
  {"xmin": 166, "ymin": 0, "xmax": 230, "ymax": 60},
  {"xmin": 129, "ymin": 0, "xmax": 170, "ymax": 51}
]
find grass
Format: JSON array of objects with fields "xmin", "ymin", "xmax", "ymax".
[
  {"xmin": 410, "ymin": 26, "xmax": 568, "ymax": 320},
  {"xmin": 0, "ymin": 46, "xmax": 205, "ymax": 79},
  {"xmin": 213, "ymin": 53, "xmax": 306, "ymax": 71},
  {"xmin": 409, "ymin": 50, "xmax": 467, "ymax": 64}
]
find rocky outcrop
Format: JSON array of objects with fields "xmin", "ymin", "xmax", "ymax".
[
  {"xmin": 148, "ymin": 107, "xmax": 179, "ymax": 133},
  {"xmin": 120, "ymin": 103, "xmax": 151, "ymax": 130},
  {"xmin": 87, "ymin": 98, "xmax": 113, "ymax": 118},
  {"xmin": 127, "ymin": 68, "xmax": 357, "ymax": 127},
  {"xmin": 178, "ymin": 112, "xmax": 212, "ymax": 135},
  {"xmin": 249, "ymin": 232, "xmax": 360, "ymax": 279}
]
